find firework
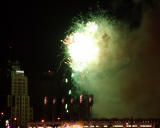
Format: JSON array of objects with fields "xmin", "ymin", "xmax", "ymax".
[{"xmin": 63, "ymin": 21, "xmax": 99, "ymax": 72}]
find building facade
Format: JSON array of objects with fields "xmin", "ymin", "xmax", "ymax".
[{"xmin": 8, "ymin": 61, "xmax": 33, "ymax": 127}]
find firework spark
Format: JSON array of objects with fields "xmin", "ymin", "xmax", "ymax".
[{"xmin": 63, "ymin": 22, "xmax": 99, "ymax": 72}]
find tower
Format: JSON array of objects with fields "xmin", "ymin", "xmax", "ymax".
[{"xmin": 8, "ymin": 61, "xmax": 33, "ymax": 128}]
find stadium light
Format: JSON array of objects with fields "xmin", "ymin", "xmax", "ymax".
[
  {"xmin": 53, "ymin": 98, "xmax": 56, "ymax": 104},
  {"xmin": 70, "ymin": 96, "xmax": 74, "ymax": 104},
  {"xmin": 44, "ymin": 96, "xmax": 48, "ymax": 105},
  {"xmin": 61, "ymin": 97, "xmax": 65, "ymax": 104},
  {"xmin": 80, "ymin": 94, "xmax": 83, "ymax": 104},
  {"xmin": 88, "ymin": 95, "xmax": 93, "ymax": 106}
]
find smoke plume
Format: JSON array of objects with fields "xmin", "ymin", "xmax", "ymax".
[
  {"xmin": 90, "ymin": 10, "xmax": 160, "ymax": 118},
  {"xmin": 64, "ymin": 1, "xmax": 160, "ymax": 118}
]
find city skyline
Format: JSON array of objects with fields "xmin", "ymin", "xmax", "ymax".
[{"xmin": 2, "ymin": 0, "xmax": 160, "ymax": 124}]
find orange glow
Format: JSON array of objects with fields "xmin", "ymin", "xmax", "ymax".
[
  {"xmin": 61, "ymin": 121, "xmax": 84, "ymax": 128},
  {"xmin": 44, "ymin": 96, "xmax": 48, "ymax": 105},
  {"xmin": 41, "ymin": 119, "xmax": 45, "ymax": 123},
  {"xmin": 80, "ymin": 94, "xmax": 83, "ymax": 103}
]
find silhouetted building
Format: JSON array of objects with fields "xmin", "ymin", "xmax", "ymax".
[{"xmin": 7, "ymin": 61, "xmax": 33, "ymax": 128}]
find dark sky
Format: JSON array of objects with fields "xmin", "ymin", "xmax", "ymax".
[
  {"xmin": 1, "ymin": 0, "xmax": 159, "ymax": 118},
  {"xmin": 5, "ymin": 0, "xmax": 144, "ymax": 71},
  {"xmin": 2, "ymin": 0, "xmax": 104, "ymax": 116}
]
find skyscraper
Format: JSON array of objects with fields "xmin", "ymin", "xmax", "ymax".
[{"xmin": 8, "ymin": 61, "xmax": 33, "ymax": 128}]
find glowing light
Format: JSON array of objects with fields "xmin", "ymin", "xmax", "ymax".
[
  {"xmin": 61, "ymin": 97, "xmax": 65, "ymax": 104},
  {"xmin": 72, "ymin": 124, "xmax": 83, "ymax": 128},
  {"xmin": 14, "ymin": 117, "xmax": 17, "ymax": 121},
  {"xmin": 65, "ymin": 78, "xmax": 68, "ymax": 83},
  {"xmin": 70, "ymin": 97, "xmax": 74, "ymax": 104},
  {"xmin": 113, "ymin": 125, "xmax": 123, "ymax": 127},
  {"xmin": 65, "ymin": 104, "xmax": 68, "ymax": 109},
  {"xmin": 63, "ymin": 22, "xmax": 98, "ymax": 71},
  {"xmin": 80, "ymin": 94, "xmax": 83, "ymax": 103},
  {"xmin": 53, "ymin": 98, "xmax": 56, "ymax": 104},
  {"xmin": 69, "ymin": 90, "xmax": 72, "ymax": 95},
  {"xmin": 126, "ymin": 125, "xmax": 137, "ymax": 127},
  {"xmin": 126, "ymin": 123, "xmax": 129, "ymax": 126},
  {"xmin": 140, "ymin": 125, "xmax": 152, "ymax": 127},
  {"xmin": 66, "ymin": 110, "xmax": 69, "ymax": 113},
  {"xmin": 1, "ymin": 112, "xmax": 4, "ymax": 115},
  {"xmin": 44, "ymin": 96, "xmax": 48, "ymax": 105},
  {"xmin": 88, "ymin": 95, "xmax": 93, "ymax": 104},
  {"xmin": 132, "ymin": 125, "xmax": 138, "ymax": 127},
  {"xmin": 16, "ymin": 70, "xmax": 24, "ymax": 74},
  {"xmin": 41, "ymin": 119, "xmax": 45, "ymax": 123},
  {"xmin": 71, "ymin": 73, "xmax": 74, "ymax": 77},
  {"xmin": 5, "ymin": 120, "xmax": 9, "ymax": 126},
  {"xmin": 86, "ymin": 22, "xmax": 98, "ymax": 33}
]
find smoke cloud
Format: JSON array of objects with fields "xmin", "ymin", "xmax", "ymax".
[
  {"xmin": 90, "ymin": 10, "xmax": 160, "ymax": 118},
  {"xmin": 64, "ymin": 1, "xmax": 160, "ymax": 118}
]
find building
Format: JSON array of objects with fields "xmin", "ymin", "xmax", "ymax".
[{"xmin": 8, "ymin": 61, "xmax": 33, "ymax": 128}]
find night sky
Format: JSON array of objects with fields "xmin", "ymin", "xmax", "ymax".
[
  {"xmin": 5, "ymin": 0, "xmax": 143, "ymax": 73},
  {"xmin": 1, "ymin": 0, "xmax": 160, "ymax": 119}
]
